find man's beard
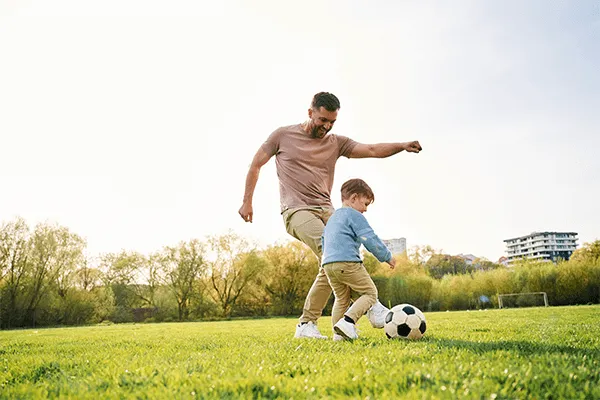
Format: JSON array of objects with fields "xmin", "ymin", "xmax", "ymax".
[{"xmin": 310, "ymin": 125, "xmax": 329, "ymax": 139}]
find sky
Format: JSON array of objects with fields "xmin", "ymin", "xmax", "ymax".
[{"xmin": 1, "ymin": 0, "xmax": 599, "ymax": 262}]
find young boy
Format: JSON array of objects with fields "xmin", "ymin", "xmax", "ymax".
[{"xmin": 321, "ymin": 178, "xmax": 396, "ymax": 340}]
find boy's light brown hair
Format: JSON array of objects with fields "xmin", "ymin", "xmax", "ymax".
[{"xmin": 340, "ymin": 178, "xmax": 375, "ymax": 203}]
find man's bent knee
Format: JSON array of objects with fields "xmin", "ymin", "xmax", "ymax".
[{"xmin": 284, "ymin": 209, "xmax": 326, "ymax": 255}]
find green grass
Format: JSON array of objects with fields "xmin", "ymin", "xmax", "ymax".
[{"xmin": 1, "ymin": 305, "xmax": 599, "ymax": 399}]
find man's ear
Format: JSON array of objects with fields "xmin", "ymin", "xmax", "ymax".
[{"xmin": 308, "ymin": 108, "xmax": 313, "ymax": 118}]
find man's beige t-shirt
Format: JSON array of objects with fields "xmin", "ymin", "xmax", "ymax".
[{"xmin": 261, "ymin": 124, "xmax": 358, "ymax": 213}]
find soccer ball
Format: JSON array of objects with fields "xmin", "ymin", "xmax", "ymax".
[{"xmin": 384, "ymin": 303, "xmax": 427, "ymax": 340}]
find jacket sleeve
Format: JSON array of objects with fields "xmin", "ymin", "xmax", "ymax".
[{"xmin": 352, "ymin": 212, "xmax": 392, "ymax": 263}]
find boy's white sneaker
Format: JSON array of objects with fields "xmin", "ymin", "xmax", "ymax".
[
  {"xmin": 333, "ymin": 333, "xmax": 345, "ymax": 342},
  {"xmin": 367, "ymin": 301, "xmax": 389, "ymax": 329},
  {"xmin": 294, "ymin": 321, "xmax": 328, "ymax": 339},
  {"xmin": 333, "ymin": 319, "xmax": 359, "ymax": 340}
]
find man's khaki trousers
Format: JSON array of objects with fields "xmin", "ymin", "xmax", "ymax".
[{"xmin": 282, "ymin": 206, "xmax": 333, "ymax": 323}]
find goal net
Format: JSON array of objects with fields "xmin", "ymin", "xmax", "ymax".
[{"xmin": 497, "ymin": 292, "xmax": 549, "ymax": 309}]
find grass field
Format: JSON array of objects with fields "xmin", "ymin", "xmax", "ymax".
[{"xmin": 1, "ymin": 305, "xmax": 599, "ymax": 399}]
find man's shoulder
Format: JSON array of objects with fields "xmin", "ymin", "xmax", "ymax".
[
  {"xmin": 273, "ymin": 123, "xmax": 303, "ymax": 135},
  {"xmin": 264, "ymin": 124, "xmax": 303, "ymax": 150},
  {"xmin": 328, "ymin": 133, "xmax": 358, "ymax": 157},
  {"xmin": 328, "ymin": 132, "xmax": 353, "ymax": 140}
]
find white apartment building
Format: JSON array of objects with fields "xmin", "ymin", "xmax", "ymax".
[
  {"xmin": 383, "ymin": 238, "xmax": 407, "ymax": 255},
  {"xmin": 504, "ymin": 232, "xmax": 578, "ymax": 264}
]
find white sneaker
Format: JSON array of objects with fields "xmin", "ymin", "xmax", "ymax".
[
  {"xmin": 333, "ymin": 333, "xmax": 345, "ymax": 342},
  {"xmin": 333, "ymin": 319, "xmax": 359, "ymax": 340},
  {"xmin": 367, "ymin": 301, "xmax": 389, "ymax": 329},
  {"xmin": 294, "ymin": 321, "xmax": 328, "ymax": 339}
]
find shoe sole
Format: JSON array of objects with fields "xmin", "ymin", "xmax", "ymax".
[
  {"xmin": 295, "ymin": 336, "xmax": 328, "ymax": 339},
  {"xmin": 334, "ymin": 325, "xmax": 357, "ymax": 340},
  {"xmin": 368, "ymin": 313, "xmax": 385, "ymax": 329},
  {"xmin": 294, "ymin": 334, "xmax": 328, "ymax": 339}
]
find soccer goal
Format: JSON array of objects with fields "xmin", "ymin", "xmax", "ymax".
[{"xmin": 497, "ymin": 292, "xmax": 549, "ymax": 309}]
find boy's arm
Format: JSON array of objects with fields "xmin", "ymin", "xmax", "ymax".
[{"xmin": 352, "ymin": 213, "xmax": 393, "ymax": 264}]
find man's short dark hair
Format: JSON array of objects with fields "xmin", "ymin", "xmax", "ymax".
[
  {"xmin": 311, "ymin": 92, "xmax": 340, "ymax": 112},
  {"xmin": 341, "ymin": 178, "xmax": 375, "ymax": 203}
]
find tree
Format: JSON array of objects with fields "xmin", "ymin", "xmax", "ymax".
[
  {"xmin": 23, "ymin": 223, "xmax": 86, "ymax": 326},
  {"xmin": 133, "ymin": 253, "xmax": 163, "ymax": 308},
  {"xmin": 100, "ymin": 250, "xmax": 145, "ymax": 287},
  {"xmin": 263, "ymin": 242, "xmax": 318, "ymax": 315},
  {"xmin": 227, "ymin": 252, "xmax": 271, "ymax": 316},
  {"xmin": 408, "ymin": 245, "xmax": 437, "ymax": 265},
  {"xmin": 363, "ymin": 251, "xmax": 424, "ymax": 278},
  {"xmin": 159, "ymin": 239, "xmax": 207, "ymax": 321},
  {"xmin": 362, "ymin": 252, "xmax": 385, "ymax": 275},
  {"xmin": 0, "ymin": 217, "xmax": 31, "ymax": 328},
  {"xmin": 471, "ymin": 257, "xmax": 500, "ymax": 272},
  {"xmin": 208, "ymin": 232, "xmax": 267, "ymax": 317},
  {"xmin": 98, "ymin": 250, "xmax": 147, "ymax": 319},
  {"xmin": 425, "ymin": 254, "xmax": 468, "ymax": 279},
  {"xmin": 570, "ymin": 240, "xmax": 600, "ymax": 263},
  {"xmin": 73, "ymin": 263, "xmax": 104, "ymax": 291}
]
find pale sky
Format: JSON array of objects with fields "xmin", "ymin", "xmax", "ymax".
[{"xmin": 1, "ymin": 0, "xmax": 599, "ymax": 262}]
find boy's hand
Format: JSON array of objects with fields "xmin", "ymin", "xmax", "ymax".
[{"xmin": 387, "ymin": 257, "xmax": 396, "ymax": 269}]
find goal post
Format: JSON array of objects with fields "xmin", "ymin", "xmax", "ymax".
[{"xmin": 497, "ymin": 292, "xmax": 549, "ymax": 309}]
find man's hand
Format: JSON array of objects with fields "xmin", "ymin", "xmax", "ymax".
[
  {"xmin": 239, "ymin": 148, "xmax": 272, "ymax": 224},
  {"xmin": 238, "ymin": 202, "xmax": 253, "ymax": 223},
  {"xmin": 404, "ymin": 141, "xmax": 422, "ymax": 153},
  {"xmin": 387, "ymin": 257, "xmax": 396, "ymax": 269}
]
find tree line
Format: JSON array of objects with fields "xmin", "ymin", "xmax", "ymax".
[{"xmin": 1, "ymin": 217, "xmax": 599, "ymax": 328}]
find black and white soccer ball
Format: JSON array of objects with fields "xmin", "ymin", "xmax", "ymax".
[{"xmin": 384, "ymin": 303, "xmax": 427, "ymax": 340}]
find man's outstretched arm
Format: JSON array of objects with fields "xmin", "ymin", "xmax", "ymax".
[
  {"xmin": 348, "ymin": 141, "xmax": 422, "ymax": 158},
  {"xmin": 238, "ymin": 148, "xmax": 273, "ymax": 223}
]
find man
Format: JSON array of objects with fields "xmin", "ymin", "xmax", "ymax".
[{"xmin": 238, "ymin": 92, "xmax": 422, "ymax": 339}]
